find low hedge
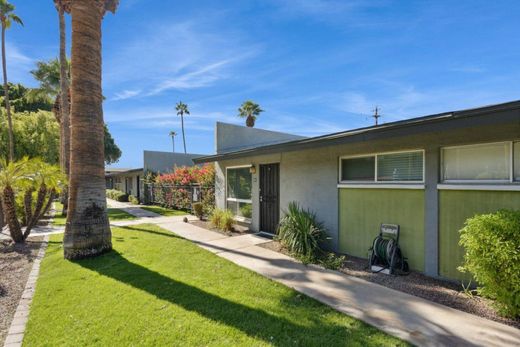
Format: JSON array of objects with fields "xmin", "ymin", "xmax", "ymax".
[
  {"xmin": 106, "ymin": 189, "xmax": 129, "ymax": 202},
  {"xmin": 129, "ymin": 195, "xmax": 139, "ymax": 205},
  {"xmin": 459, "ymin": 209, "xmax": 520, "ymax": 318}
]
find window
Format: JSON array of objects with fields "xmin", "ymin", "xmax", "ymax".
[
  {"xmin": 377, "ymin": 151, "xmax": 423, "ymax": 181},
  {"xmin": 340, "ymin": 150, "xmax": 424, "ymax": 183},
  {"xmin": 341, "ymin": 156, "xmax": 375, "ymax": 181},
  {"xmin": 226, "ymin": 167, "xmax": 252, "ymax": 219},
  {"xmin": 442, "ymin": 142, "xmax": 511, "ymax": 182}
]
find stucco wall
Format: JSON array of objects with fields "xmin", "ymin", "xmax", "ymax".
[
  {"xmin": 143, "ymin": 151, "xmax": 204, "ymax": 174},
  {"xmin": 339, "ymin": 188, "xmax": 425, "ymax": 271},
  {"xmin": 216, "ymin": 122, "xmax": 306, "ymax": 154}
]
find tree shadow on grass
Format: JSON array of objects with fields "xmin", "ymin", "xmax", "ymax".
[{"xmin": 74, "ymin": 249, "xmax": 397, "ymax": 347}]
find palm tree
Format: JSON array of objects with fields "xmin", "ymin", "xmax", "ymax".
[
  {"xmin": 0, "ymin": 0, "xmax": 22, "ymax": 162},
  {"xmin": 62, "ymin": 0, "xmax": 119, "ymax": 260},
  {"xmin": 55, "ymin": 1, "xmax": 70, "ymax": 180},
  {"xmin": 238, "ymin": 100, "xmax": 263, "ymax": 127},
  {"xmin": 175, "ymin": 101, "xmax": 189, "ymax": 154},
  {"xmin": 169, "ymin": 130, "xmax": 177, "ymax": 153}
]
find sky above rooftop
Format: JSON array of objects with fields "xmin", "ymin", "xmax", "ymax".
[{"xmin": 6, "ymin": 0, "xmax": 520, "ymax": 167}]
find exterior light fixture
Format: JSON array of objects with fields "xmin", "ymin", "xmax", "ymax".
[{"xmin": 249, "ymin": 165, "xmax": 256, "ymax": 174}]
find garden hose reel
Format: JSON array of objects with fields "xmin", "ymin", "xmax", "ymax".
[{"xmin": 368, "ymin": 224, "xmax": 409, "ymax": 275}]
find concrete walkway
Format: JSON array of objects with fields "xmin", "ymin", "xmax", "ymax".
[
  {"xmin": 155, "ymin": 220, "xmax": 520, "ymax": 347},
  {"xmin": 107, "ymin": 198, "xmax": 163, "ymax": 218}
]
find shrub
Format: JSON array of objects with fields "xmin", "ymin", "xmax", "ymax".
[
  {"xmin": 220, "ymin": 210, "xmax": 235, "ymax": 232},
  {"xmin": 210, "ymin": 208, "xmax": 223, "ymax": 229},
  {"xmin": 128, "ymin": 195, "xmax": 139, "ymax": 205},
  {"xmin": 210, "ymin": 208, "xmax": 235, "ymax": 232},
  {"xmin": 277, "ymin": 202, "xmax": 328, "ymax": 261},
  {"xmin": 458, "ymin": 209, "xmax": 520, "ymax": 318},
  {"xmin": 192, "ymin": 202, "xmax": 204, "ymax": 220},
  {"xmin": 318, "ymin": 253, "xmax": 346, "ymax": 270},
  {"xmin": 106, "ymin": 189, "xmax": 128, "ymax": 202}
]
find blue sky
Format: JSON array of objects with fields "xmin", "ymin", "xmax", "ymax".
[{"xmin": 6, "ymin": 0, "xmax": 520, "ymax": 168}]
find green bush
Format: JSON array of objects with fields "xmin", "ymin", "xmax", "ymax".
[
  {"xmin": 192, "ymin": 202, "xmax": 204, "ymax": 220},
  {"xmin": 128, "ymin": 195, "xmax": 139, "ymax": 205},
  {"xmin": 458, "ymin": 209, "xmax": 520, "ymax": 318},
  {"xmin": 106, "ymin": 189, "xmax": 128, "ymax": 202},
  {"xmin": 210, "ymin": 208, "xmax": 235, "ymax": 232},
  {"xmin": 277, "ymin": 201, "xmax": 328, "ymax": 261},
  {"xmin": 240, "ymin": 204, "xmax": 252, "ymax": 219}
]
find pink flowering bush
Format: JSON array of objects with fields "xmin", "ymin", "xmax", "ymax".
[{"xmin": 151, "ymin": 164, "xmax": 215, "ymax": 213}]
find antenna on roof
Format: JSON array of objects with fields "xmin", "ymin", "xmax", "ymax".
[{"xmin": 372, "ymin": 106, "xmax": 381, "ymax": 126}]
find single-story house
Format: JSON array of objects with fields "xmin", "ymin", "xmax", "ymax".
[
  {"xmin": 194, "ymin": 101, "xmax": 520, "ymax": 281},
  {"xmin": 106, "ymin": 150, "xmax": 205, "ymax": 202}
]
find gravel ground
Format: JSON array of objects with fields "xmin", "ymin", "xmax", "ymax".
[
  {"xmin": 190, "ymin": 220, "xmax": 251, "ymax": 237},
  {"xmin": 0, "ymin": 236, "xmax": 44, "ymax": 345},
  {"xmin": 259, "ymin": 240, "xmax": 520, "ymax": 329}
]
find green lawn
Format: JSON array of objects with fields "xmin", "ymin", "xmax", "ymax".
[
  {"xmin": 140, "ymin": 204, "xmax": 187, "ymax": 216},
  {"xmin": 52, "ymin": 202, "xmax": 137, "ymax": 226},
  {"xmin": 24, "ymin": 224, "xmax": 407, "ymax": 347}
]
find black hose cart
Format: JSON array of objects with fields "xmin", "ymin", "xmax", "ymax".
[{"xmin": 368, "ymin": 223, "xmax": 409, "ymax": 275}]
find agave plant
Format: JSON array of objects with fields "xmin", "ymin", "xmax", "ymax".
[{"xmin": 277, "ymin": 201, "xmax": 328, "ymax": 261}]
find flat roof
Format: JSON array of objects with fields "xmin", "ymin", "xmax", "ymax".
[
  {"xmin": 106, "ymin": 168, "xmax": 143, "ymax": 176},
  {"xmin": 194, "ymin": 100, "xmax": 520, "ymax": 163}
]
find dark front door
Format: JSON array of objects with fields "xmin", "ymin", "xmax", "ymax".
[{"xmin": 260, "ymin": 163, "xmax": 280, "ymax": 234}]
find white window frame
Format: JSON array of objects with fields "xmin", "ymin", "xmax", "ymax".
[
  {"xmin": 225, "ymin": 165, "xmax": 253, "ymax": 220},
  {"xmin": 338, "ymin": 149, "xmax": 425, "ymax": 185},
  {"xmin": 440, "ymin": 141, "xmax": 519, "ymax": 184}
]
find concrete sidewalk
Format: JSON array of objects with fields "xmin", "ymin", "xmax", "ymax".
[
  {"xmin": 107, "ymin": 199, "xmax": 163, "ymax": 218},
  {"xmin": 156, "ymin": 220, "xmax": 520, "ymax": 347}
]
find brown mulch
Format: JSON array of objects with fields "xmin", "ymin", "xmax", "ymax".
[
  {"xmin": 258, "ymin": 240, "xmax": 520, "ymax": 329},
  {"xmin": 0, "ymin": 236, "xmax": 44, "ymax": 345},
  {"xmin": 190, "ymin": 220, "xmax": 251, "ymax": 237}
]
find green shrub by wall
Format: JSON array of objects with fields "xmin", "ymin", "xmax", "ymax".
[
  {"xmin": 439, "ymin": 190, "xmax": 520, "ymax": 281},
  {"xmin": 459, "ymin": 210, "xmax": 520, "ymax": 317},
  {"xmin": 339, "ymin": 188, "xmax": 425, "ymax": 271}
]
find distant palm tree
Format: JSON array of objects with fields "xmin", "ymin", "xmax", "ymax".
[
  {"xmin": 238, "ymin": 100, "xmax": 263, "ymax": 127},
  {"xmin": 175, "ymin": 101, "xmax": 189, "ymax": 154},
  {"xmin": 0, "ymin": 0, "xmax": 23, "ymax": 162},
  {"xmin": 169, "ymin": 130, "xmax": 177, "ymax": 153}
]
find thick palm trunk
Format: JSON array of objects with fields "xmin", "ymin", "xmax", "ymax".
[
  {"xmin": 58, "ymin": 6, "xmax": 70, "ymax": 216},
  {"xmin": 181, "ymin": 115, "xmax": 187, "ymax": 154},
  {"xmin": 63, "ymin": 0, "xmax": 111, "ymax": 259},
  {"xmin": 2, "ymin": 186, "xmax": 23, "ymax": 243},
  {"xmin": 2, "ymin": 24, "xmax": 14, "ymax": 162},
  {"xmin": 246, "ymin": 115, "xmax": 255, "ymax": 127}
]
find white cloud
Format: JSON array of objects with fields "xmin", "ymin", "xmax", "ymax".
[
  {"xmin": 148, "ymin": 59, "xmax": 232, "ymax": 95},
  {"xmin": 104, "ymin": 18, "xmax": 260, "ymax": 96},
  {"xmin": 112, "ymin": 89, "xmax": 141, "ymax": 101}
]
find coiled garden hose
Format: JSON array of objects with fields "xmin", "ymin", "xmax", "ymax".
[{"xmin": 369, "ymin": 236, "xmax": 409, "ymax": 275}]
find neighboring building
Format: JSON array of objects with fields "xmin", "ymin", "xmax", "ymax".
[
  {"xmin": 194, "ymin": 101, "xmax": 520, "ymax": 281},
  {"xmin": 105, "ymin": 168, "xmax": 143, "ymax": 199},
  {"xmin": 106, "ymin": 150, "xmax": 205, "ymax": 202}
]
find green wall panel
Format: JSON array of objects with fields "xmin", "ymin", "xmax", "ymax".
[
  {"xmin": 439, "ymin": 190, "xmax": 520, "ymax": 281},
  {"xmin": 339, "ymin": 189, "xmax": 425, "ymax": 271}
]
